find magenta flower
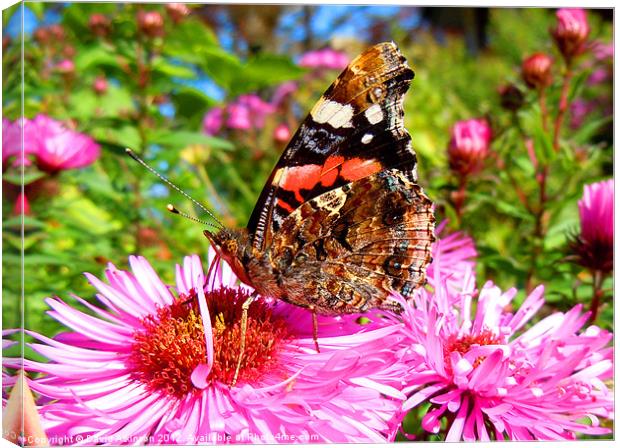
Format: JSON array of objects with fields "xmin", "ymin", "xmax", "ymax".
[
  {"xmin": 570, "ymin": 179, "xmax": 613, "ymax": 273},
  {"xmin": 299, "ymin": 48, "xmax": 349, "ymax": 71},
  {"xmin": 552, "ymin": 8, "xmax": 590, "ymax": 61},
  {"xmin": 205, "ymin": 94, "xmax": 276, "ymax": 134},
  {"xmin": 30, "ymin": 115, "xmax": 100, "ymax": 173},
  {"xmin": 2, "ymin": 118, "xmax": 37, "ymax": 169},
  {"xmin": 426, "ymin": 221, "xmax": 477, "ymax": 296},
  {"xmin": 273, "ymin": 123, "xmax": 291, "ymax": 143},
  {"xmin": 569, "ymin": 99, "xmax": 595, "ymax": 129},
  {"xmin": 447, "ymin": 118, "xmax": 492, "ymax": 177},
  {"xmin": 271, "ymin": 81, "xmax": 297, "ymax": 107},
  {"xmin": 24, "ymin": 252, "xmax": 410, "ymax": 444},
  {"xmin": 397, "ymin": 274, "xmax": 613, "ymax": 441},
  {"xmin": 55, "ymin": 59, "xmax": 75, "ymax": 75},
  {"xmin": 202, "ymin": 106, "xmax": 224, "ymax": 136}
]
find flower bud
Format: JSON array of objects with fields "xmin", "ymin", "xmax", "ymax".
[
  {"xmin": 552, "ymin": 8, "xmax": 590, "ymax": 61},
  {"xmin": 62, "ymin": 45, "xmax": 76, "ymax": 58},
  {"xmin": 447, "ymin": 118, "xmax": 492, "ymax": 177},
  {"xmin": 13, "ymin": 193, "xmax": 31, "ymax": 216},
  {"xmin": 498, "ymin": 84, "xmax": 524, "ymax": 112},
  {"xmin": 568, "ymin": 179, "xmax": 613, "ymax": 273},
  {"xmin": 33, "ymin": 27, "xmax": 50, "ymax": 45},
  {"xmin": 89, "ymin": 14, "xmax": 111, "ymax": 37},
  {"xmin": 274, "ymin": 124, "xmax": 291, "ymax": 143},
  {"xmin": 93, "ymin": 76, "xmax": 108, "ymax": 95},
  {"xmin": 48, "ymin": 24, "xmax": 65, "ymax": 41},
  {"xmin": 3, "ymin": 36, "xmax": 11, "ymax": 52},
  {"xmin": 165, "ymin": 3, "xmax": 190, "ymax": 24},
  {"xmin": 137, "ymin": 11, "xmax": 165, "ymax": 38},
  {"xmin": 56, "ymin": 59, "xmax": 75, "ymax": 75},
  {"xmin": 521, "ymin": 53, "xmax": 553, "ymax": 90}
]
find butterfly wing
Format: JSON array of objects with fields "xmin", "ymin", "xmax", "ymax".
[
  {"xmin": 266, "ymin": 169, "xmax": 435, "ymax": 314},
  {"xmin": 247, "ymin": 42, "xmax": 417, "ymax": 251}
]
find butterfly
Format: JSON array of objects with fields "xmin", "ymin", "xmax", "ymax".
[{"xmin": 203, "ymin": 42, "xmax": 436, "ymax": 385}]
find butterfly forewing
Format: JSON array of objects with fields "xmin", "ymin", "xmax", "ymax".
[{"xmin": 247, "ymin": 42, "xmax": 418, "ymax": 251}]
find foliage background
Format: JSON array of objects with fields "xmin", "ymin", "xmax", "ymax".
[{"xmin": 1, "ymin": 3, "xmax": 614, "ymax": 440}]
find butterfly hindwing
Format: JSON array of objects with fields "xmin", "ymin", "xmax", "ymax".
[
  {"xmin": 266, "ymin": 169, "xmax": 435, "ymax": 314},
  {"xmin": 247, "ymin": 42, "xmax": 417, "ymax": 250}
]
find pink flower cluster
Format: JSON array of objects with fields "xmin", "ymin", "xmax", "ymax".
[
  {"xmin": 299, "ymin": 48, "xmax": 350, "ymax": 71},
  {"xmin": 11, "ymin": 221, "xmax": 612, "ymax": 443},
  {"xmin": 399, "ymin": 276, "xmax": 613, "ymax": 440},
  {"xmin": 447, "ymin": 118, "xmax": 492, "ymax": 177},
  {"xmin": 203, "ymin": 94, "xmax": 276, "ymax": 135},
  {"xmin": 2, "ymin": 115, "xmax": 100, "ymax": 173}
]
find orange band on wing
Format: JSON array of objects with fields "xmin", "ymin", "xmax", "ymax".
[
  {"xmin": 320, "ymin": 155, "xmax": 345, "ymax": 187},
  {"xmin": 279, "ymin": 164, "xmax": 322, "ymax": 202},
  {"xmin": 276, "ymin": 198, "xmax": 295, "ymax": 213},
  {"xmin": 340, "ymin": 157, "xmax": 383, "ymax": 181}
]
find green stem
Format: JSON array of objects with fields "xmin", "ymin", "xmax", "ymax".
[
  {"xmin": 588, "ymin": 270, "xmax": 605, "ymax": 324},
  {"xmin": 553, "ymin": 62, "xmax": 573, "ymax": 152}
]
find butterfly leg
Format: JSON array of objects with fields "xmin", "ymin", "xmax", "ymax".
[
  {"xmin": 311, "ymin": 306, "xmax": 320, "ymax": 353},
  {"xmin": 231, "ymin": 291, "xmax": 258, "ymax": 387}
]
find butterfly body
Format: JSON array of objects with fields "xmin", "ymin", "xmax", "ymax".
[{"xmin": 205, "ymin": 42, "xmax": 435, "ymax": 318}]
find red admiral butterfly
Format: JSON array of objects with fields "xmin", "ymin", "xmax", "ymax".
[{"xmin": 130, "ymin": 42, "xmax": 435, "ymax": 386}]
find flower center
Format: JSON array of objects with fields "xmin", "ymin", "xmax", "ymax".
[
  {"xmin": 443, "ymin": 330, "xmax": 502, "ymax": 376},
  {"xmin": 129, "ymin": 287, "xmax": 290, "ymax": 397}
]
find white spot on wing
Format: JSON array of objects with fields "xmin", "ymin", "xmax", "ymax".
[
  {"xmin": 311, "ymin": 99, "xmax": 354, "ymax": 129},
  {"xmin": 361, "ymin": 133, "xmax": 373, "ymax": 144},
  {"xmin": 365, "ymin": 104, "xmax": 384, "ymax": 124}
]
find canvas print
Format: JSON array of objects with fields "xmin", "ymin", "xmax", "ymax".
[{"xmin": 1, "ymin": 2, "xmax": 614, "ymax": 445}]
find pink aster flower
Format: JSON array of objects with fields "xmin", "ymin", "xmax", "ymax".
[
  {"xmin": 299, "ymin": 48, "xmax": 349, "ymax": 71},
  {"xmin": 225, "ymin": 102, "xmax": 252, "ymax": 130},
  {"xmin": 30, "ymin": 115, "xmax": 100, "ymax": 173},
  {"xmin": 202, "ymin": 106, "xmax": 224, "ymax": 136},
  {"xmin": 447, "ymin": 118, "xmax": 492, "ymax": 177},
  {"xmin": 2, "ymin": 118, "xmax": 36, "ymax": 169},
  {"xmin": 398, "ymin": 273, "xmax": 613, "ymax": 441},
  {"xmin": 569, "ymin": 179, "xmax": 613, "ymax": 274},
  {"xmin": 24, "ymin": 252, "xmax": 410, "ymax": 444},
  {"xmin": 426, "ymin": 221, "xmax": 477, "ymax": 295}
]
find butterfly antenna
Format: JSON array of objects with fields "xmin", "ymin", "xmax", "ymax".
[
  {"xmin": 167, "ymin": 204, "xmax": 220, "ymax": 231},
  {"xmin": 126, "ymin": 148, "xmax": 224, "ymax": 229}
]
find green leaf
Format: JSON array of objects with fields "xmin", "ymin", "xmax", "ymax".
[
  {"xmin": 68, "ymin": 89, "xmax": 98, "ymax": 119},
  {"xmin": 244, "ymin": 53, "xmax": 306, "ymax": 84},
  {"xmin": 152, "ymin": 57, "xmax": 196, "ymax": 79},
  {"xmin": 2, "ymin": 216, "xmax": 46, "ymax": 230},
  {"xmin": 2, "ymin": 170, "xmax": 47, "ymax": 186},
  {"xmin": 74, "ymin": 44, "xmax": 120, "ymax": 71},
  {"xmin": 171, "ymin": 87, "xmax": 215, "ymax": 122},
  {"xmin": 573, "ymin": 116, "xmax": 612, "ymax": 145},
  {"xmin": 26, "ymin": 3, "xmax": 46, "ymax": 19},
  {"xmin": 91, "ymin": 125, "xmax": 142, "ymax": 150},
  {"xmin": 162, "ymin": 17, "xmax": 219, "ymax": 64},
  {"xmin": 98, "ymin": 86, "xmax": 136, "ymax": 117},
  {"xmin": 200, "ymin": 47, "xmax": 244, "ymax": 90},
  {"xmin": 148, "ymin": 129, "xmax": 234, "ymax": 151},
  {"xmin": 567, "ymin": 69, "xmax": 591, "ymax": 104}
]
